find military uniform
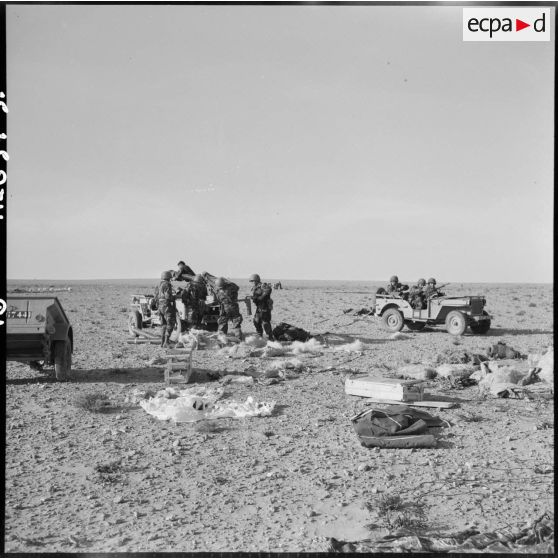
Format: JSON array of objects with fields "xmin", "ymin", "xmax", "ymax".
[
  {"xmin": 155, "ymin": 278, "xmax": 177, "ymax": 345},
  {"xmin": 409, "ymin": 279, "xmax": 427, "ymax": 309},
  {"xmin": 386, "ymin": 282, "xmax": 409, "ymax": 296},
  {"xmin": 173, "ymin": 264, "xmax": 196, "ymax": 282},
  {"xmin": 424, "ymin": 279, "xmax": 444, "ymax": 299},
  {"xmin": 180, "ymin": 281, "xmax": 206, "ymax": 330},
  {"xmin": 251, "ymin": 282, "xmax": 274, "ymax": 340},
  {"xmin": 215, "ymin": 283, "xmax": 243, "ymax": 339},
  {"xmin": 423, "ymin": 285, "xmax": 437, "ymax": 298}
]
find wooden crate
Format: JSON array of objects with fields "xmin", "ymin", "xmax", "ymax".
[
  {"xmin": 345, "ymin": 376, "xmax": 424, "ymax": 402},
  {"xmin": 163, "ymin": 348, "xmax": 193, "ymax": 385}
]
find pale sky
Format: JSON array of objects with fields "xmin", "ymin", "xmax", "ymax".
[{"xmin": 5, "ymin": 4, "xmax": 555, "ymax": 282}]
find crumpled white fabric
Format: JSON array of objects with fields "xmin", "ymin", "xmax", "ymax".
[
  {"xmin": 532, "ymin": 347, "xmax": 554, "ymax": 385},
  {"xmin": 244, "ymin": 335, "xmax": 268, "ymax": 348},
  {"xmin": 290, "ymin": 338, "xmax": 323, "ymax": 355},
  {"xmin": 333, "ymin": 340, "xmax": 364, "ymax": 353},
  {"xmin": 140, "ymin": 386, "xmax": 275, "ymax": 423}
]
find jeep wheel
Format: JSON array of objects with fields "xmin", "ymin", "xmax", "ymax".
[
  {"xmin": 129, "ymin": 311, "xmax": 142, "ymax": 336},
  {"xmin": 445, "ymin": 311, "xmax": 467, "ymax": 336},
  {"xmin": 470, "ymin": 311, "xmax": 491, "ymax": 334},
  {"xmin": 382, "ymin": 308, "xmax": 404, "ymax": 332},
  {"xmin": 54, "ymin": 339, "xmax": 72, "ymax": 381},
  {"xmin": 405, "ymin": 320, "xmax": 426, "ymax": 331}
]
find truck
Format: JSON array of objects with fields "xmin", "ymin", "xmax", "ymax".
[{"xmin": 6, "ymin": 296, "xmax": 74, "ymax": 380}]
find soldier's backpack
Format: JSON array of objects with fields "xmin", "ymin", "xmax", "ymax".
[
  {"xmin": 258, "ymin": 283, "xmax": 274, "ymax": 311},
  {"xmin": 151, "ymin": 286, "xmax": 160, "ymax": 310},
  {"xmin": 351, "ymin": 405, "xmax": 446, "ymax": 449},
  {"xmin": 272, "ymin": 322, "xmax": 312, "ymax": 342}
]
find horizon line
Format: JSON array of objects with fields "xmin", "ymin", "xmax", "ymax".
[{"xmin": 6, "ymin": 277, "xmax": 554, "ymax": 285}]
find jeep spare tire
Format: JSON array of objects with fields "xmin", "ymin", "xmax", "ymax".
[
  {"xmin": 445, "ymin": 311, "xmax": 467, "ymax": 336},
  {"xmin": 469, "ymin": 311, "xmax": 491, "ymax": 334},
  {"xmin": 382, "ymin": 308, "xmax": 404, "ymax": 332}
]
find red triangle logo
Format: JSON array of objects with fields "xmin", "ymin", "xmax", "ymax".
[{"xmin": 516, "ymin": 19, "xmax": 530, "ymax": 31}]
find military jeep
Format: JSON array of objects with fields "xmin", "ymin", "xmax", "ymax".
[
  {"xmin": 375, "ymin": 293, "xmax": 491, "ymax": 335},
  {"xmin": 129, "ymin": 293, "xmax": 162, "ymax": 335},
  {"xmin": 6, "ymin": 296, "xmax": 74, "ymax": 380}
]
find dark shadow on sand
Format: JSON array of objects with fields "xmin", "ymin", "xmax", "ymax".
[
  {"xmin": 317, "ymin": 332, "xmax": 387, "ymax": 346},
  {"xmin": 485, "ymin": 327, "xmax": 553, "ymax": 336},
  {"xmin": 7, "ymin": 367, "xmax": 221, "ymax": 385}
]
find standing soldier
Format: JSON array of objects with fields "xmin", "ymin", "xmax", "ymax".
[
  {"xmin": 214, "ymin": 277, "xmax": 243, "ymax": 340},
  {"xmin": 409, "ymin": 278, "xmax": 427, "ymax": 309},
  {"xmin": 155, "ymin": 270, "xmax": 178, "ymax": 348},
  {"xmin": 180, "ymin": 274, "xmax": 207, "ymax": 330},
  {"xmin": 249, "ymin": 273, "xmax": 274, "ymax": 341}
]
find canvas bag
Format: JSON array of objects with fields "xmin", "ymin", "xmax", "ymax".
[{"xmin": 351, "ymin": 405, "xmax": 446, "ymax": 449}]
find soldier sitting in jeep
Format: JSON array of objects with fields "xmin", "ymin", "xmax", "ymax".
[
  {"xmin": 409, "ymin": 278, "xmax": 427, "ymax": 309},
  {"xmin": 386, "ymin": 275, "xmax": 409, "ymax": 299},
  {"xmin": 424, "ymin": 277, "xmax": 445, "ymax": 299}
]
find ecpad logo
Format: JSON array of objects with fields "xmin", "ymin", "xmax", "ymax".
[{"xmin": 463, "ymin": 8, "xmax": 550, "ymax": 41}]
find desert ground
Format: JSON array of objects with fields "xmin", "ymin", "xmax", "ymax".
[{"xmin": 4, "ymin": 279, "xmax": 554, "ymax": 552}]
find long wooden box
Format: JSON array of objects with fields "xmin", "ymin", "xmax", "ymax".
[{"xmin": 345, "ymin": 377, "xmax": 424, "ymax": 402}]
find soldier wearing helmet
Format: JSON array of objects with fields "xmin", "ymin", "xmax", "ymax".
[
  {"xmin": 179, "ymin": 274, "xmax": 207, "ymax": 331},
  {"xmin": 409, "ymin": 278, "xmax": 427, "ymax": 309},
  {"xmin": 386, "ymin": 275, "xmax": 409, "ymax": 297},
  {"xmin": 424, "ymin": 277, "xmax": 444, "ymax": 298},
  {"xmin": 214, "ymin": 277, "xmax": 243, "ymax": 340},
  {"xmin": 154, "ymin": 270, "xmax": 178, "ymax": 347},
  {"xmin": 249, "ymin": 273, "xmax": 274, "ymax": 341}
]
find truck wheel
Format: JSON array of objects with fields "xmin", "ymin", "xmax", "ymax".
[
  {"xmin": 445, "ymin": 311, "xmax": 467, "ymax": 336},
  {"xmin": 129, "ymin": 311, "xmax": 142, "ymax": 336},
  {"xmin": 470, "ymin": 311, "xmax": 491, "ymax": 334},
  {"xmin": 405, "ymin": 320, "xmax": 426, "ymax": 331},
  {"xmin": 382, "ymin": 308, "xmax": 404, "ymax": 332},
  {"xmin": 54, "ymin": 339, "xmax": 72, "ymax": 381}
]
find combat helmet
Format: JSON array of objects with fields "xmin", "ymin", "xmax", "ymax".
[
  {"xmin": 390, "ymin": 275, "xmax": 399, "ymax": 283},
  {"xmin": 417, "ymin": 278, "xmax": 426, "ymax": 287},
  {"xmin": 161, "ymin": 270, "xmax": 173, "ymax": 280},
  {"xmin": 427, "ymin": 277, "xmax": 437, "ymax": 285},
  {"xmin": 215, "ymin": 277, "xmax": 226, "ymax": 288},
  {"xmin": 249, "ymin": 273, "xmax": 261, "ymax": 283}
]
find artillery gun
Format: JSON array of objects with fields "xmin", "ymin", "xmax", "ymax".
[
  {"xmin": 128, "ymin": 293, "xmax": 162, "ymax": 335},
  {"xmin": 174, "ymin": 272, "xmax": 251, "ymax": 331},
  {"xmin": 129, "ymin": 272, "xmax": 252, "ymax": 336}
]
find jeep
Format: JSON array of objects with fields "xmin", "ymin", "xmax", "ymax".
[{"xmin": 375, "ymin": 293, "xmax": 491, "ymax": 335}]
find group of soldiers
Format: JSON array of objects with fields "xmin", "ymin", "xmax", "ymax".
[
  {"xmin": 154, "ymin": 261, "xmax": 274, "ymax": 348},
  {"xmin": 384, "ymin": 275, "xmax": 445, "ymax": 309}
]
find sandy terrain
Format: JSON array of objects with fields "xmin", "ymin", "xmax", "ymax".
[{"xmin": 4, "ymin": 280, "xmax": 554, "ymax": 552}]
